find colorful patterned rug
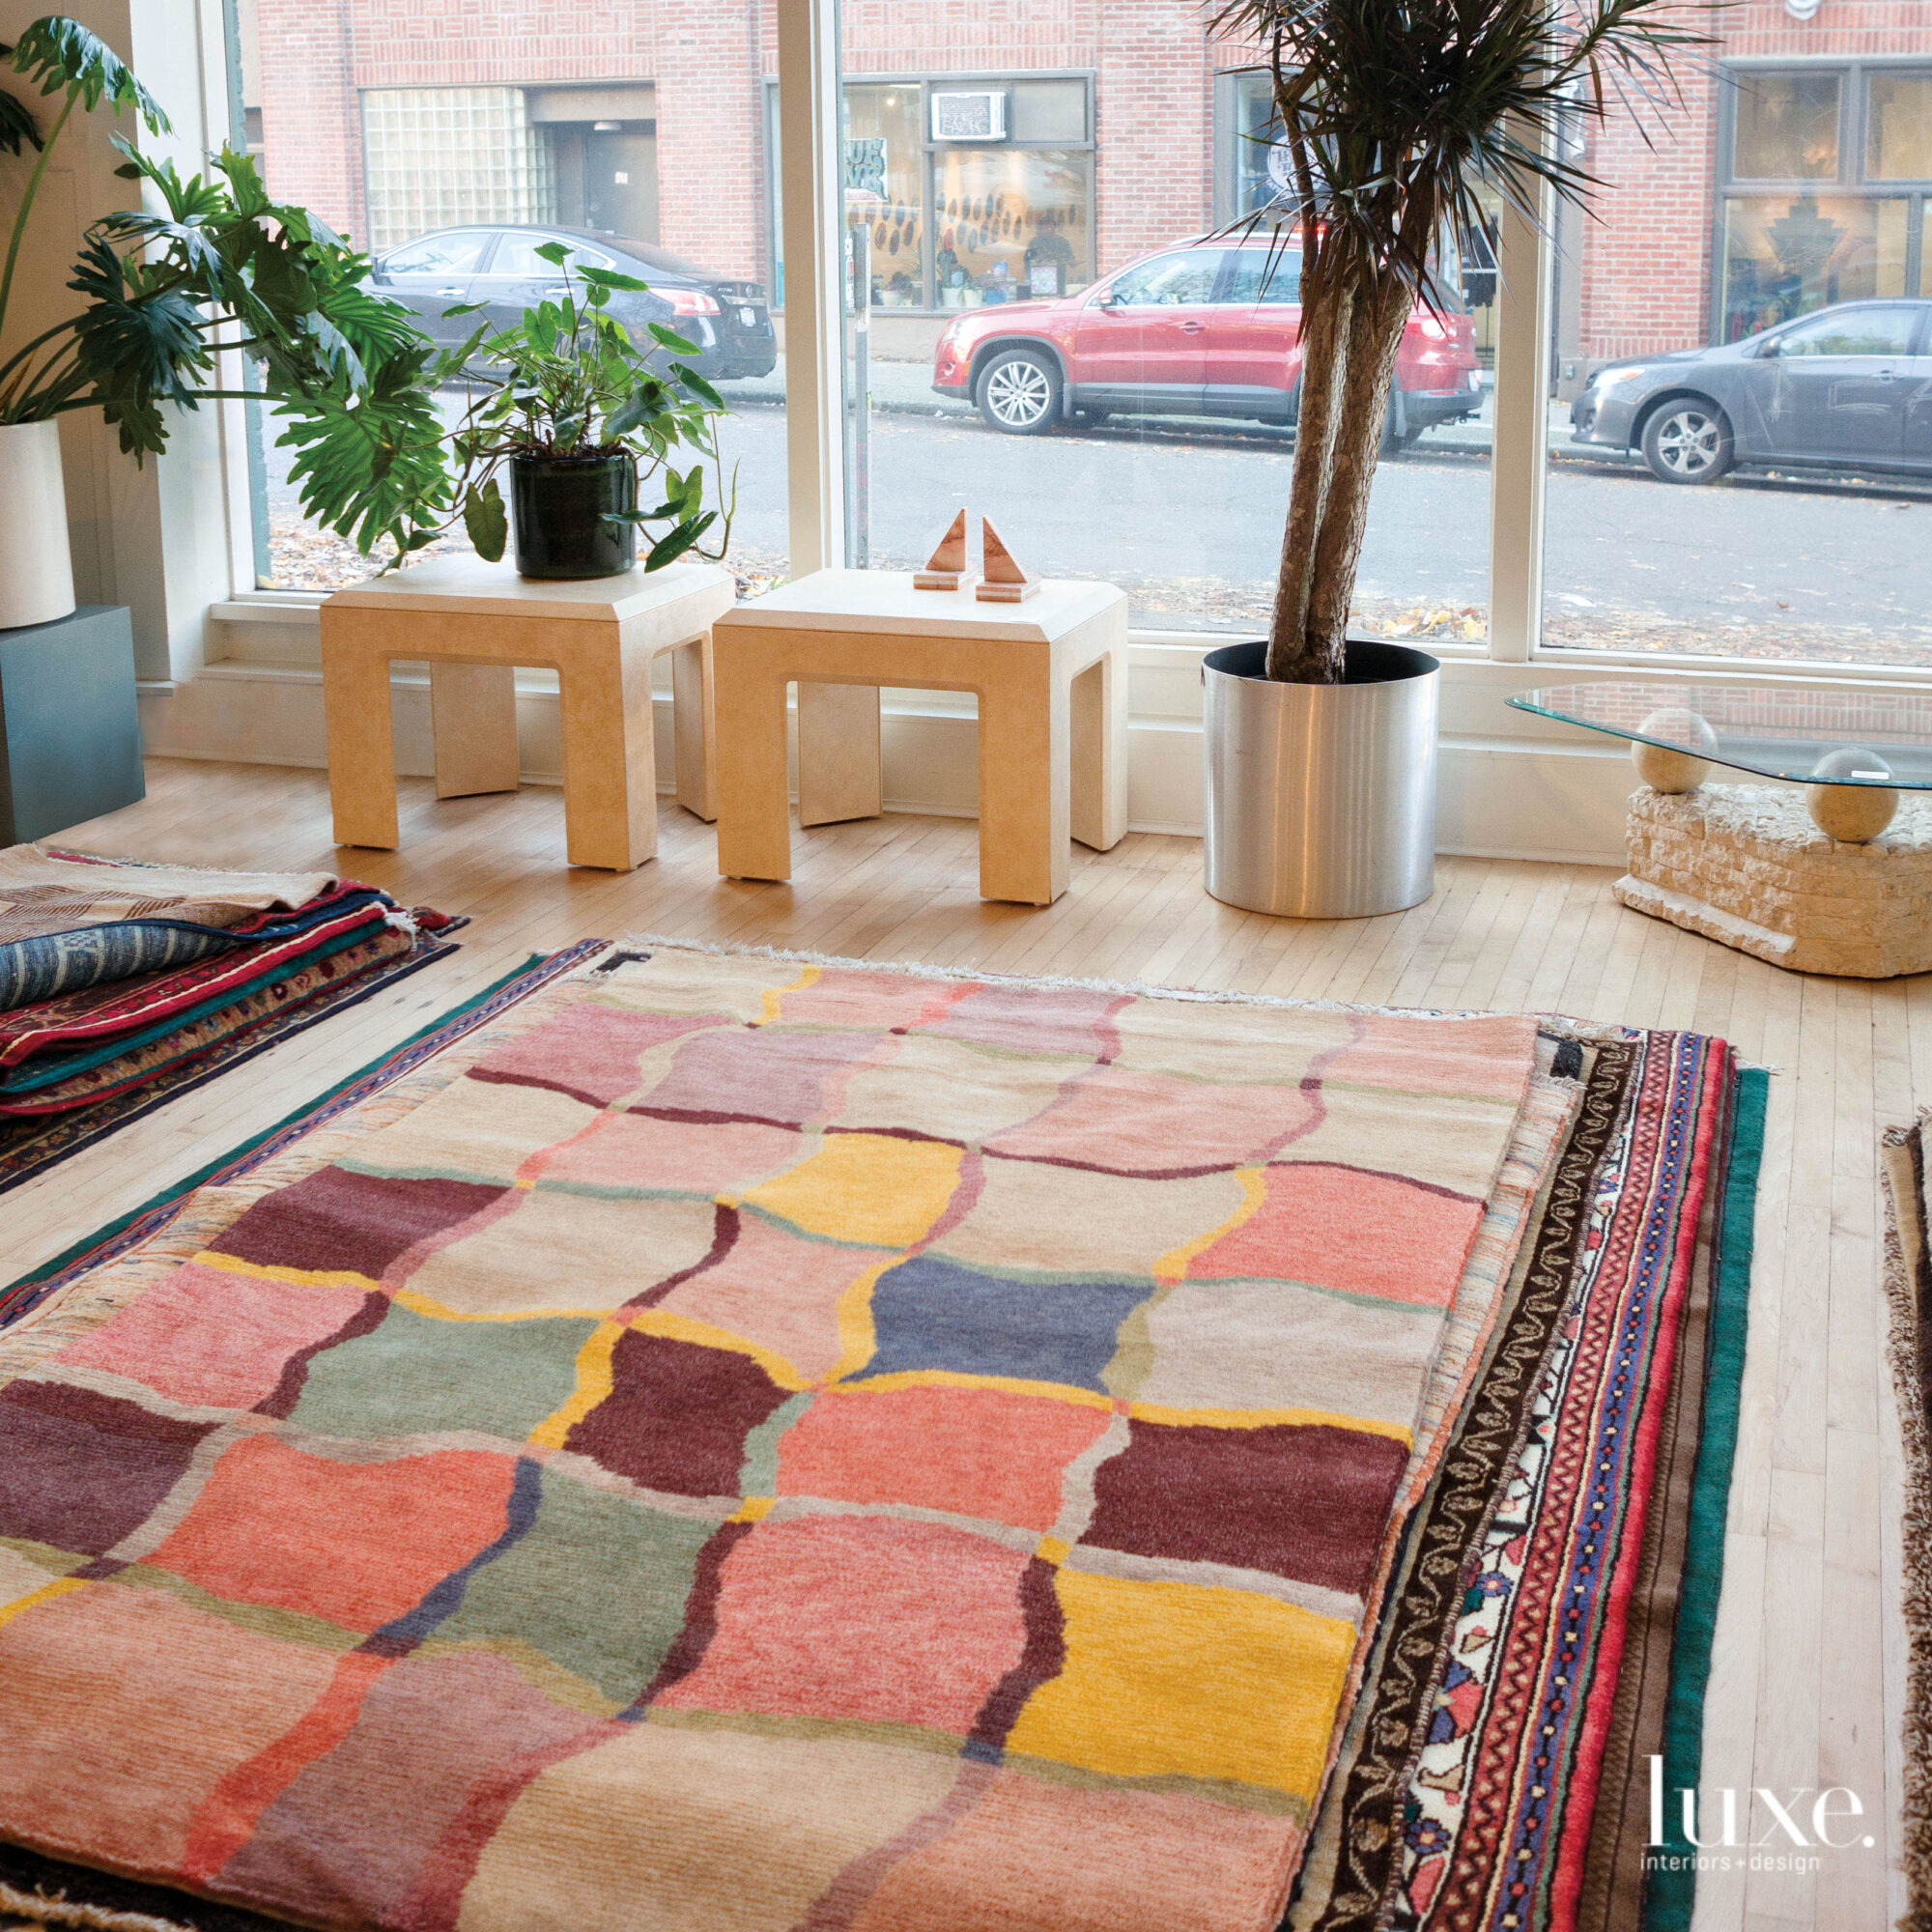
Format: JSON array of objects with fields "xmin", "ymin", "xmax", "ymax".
[
  {"xmin": 1881, "ymin": 1114, "xmax": 1932, "ymax": 1932},
  {"xmin": 0, "ymin": 944, "xmax": 1548, "ymax": 1932},
  {"xmin": 1291, "ymin": 1037, "xmax": 1763, "ymax": 1932},
  {"xmin": 0, "ymin": 947, "xmax": 1762, "ymax": 1932}
]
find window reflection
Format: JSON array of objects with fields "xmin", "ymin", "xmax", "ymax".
[
  {"xmin": 1719, "ymin": 194, "xmax": 1908, "ymax": 338},
  {"xmin": 1866, "ymin": 73, "xmax": 1932, "ymax": 180},
  {"xmin": 1731, "ymin": 71, "xmax": 1840, "ymax": 182}
]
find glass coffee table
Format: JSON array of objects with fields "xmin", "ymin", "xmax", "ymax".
[{"xmin": 1506, "ymin": 681, "xmax": 1932, "ymax": 978}]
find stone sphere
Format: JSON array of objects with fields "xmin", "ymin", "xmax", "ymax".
[
  {"xmin": 1805, "ymin": 746, "xmax": 1898, "ymax": 842},
  {"xmin": 1631, "ymin": 708, "xmax": 1719, "ymax": 794}
]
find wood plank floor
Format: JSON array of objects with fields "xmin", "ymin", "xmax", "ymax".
[{"xmin": 0, "ymin": 758, "xmax": 1908, "ymax": 1932}]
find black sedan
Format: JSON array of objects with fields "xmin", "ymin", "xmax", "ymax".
[
  {"xmin": 367, "ymin": 225, "xmax": 777, "ymax": 384},
  {"xmin": 1571, "ymin": 298, "xmax": 1932, "ymax": 485}
]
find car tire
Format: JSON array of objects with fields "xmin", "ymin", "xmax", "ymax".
[
  {"xmin": 1640, "ymin": 400, "xmax": 1734, "ymax": 485},
  {"xmin": 976, "ymin": 349, "xmax": 1062, "ymax": 436}
]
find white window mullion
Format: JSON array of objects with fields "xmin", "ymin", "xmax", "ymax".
[
  {"xmin": 777, "ymin": 0, "xmax": 847, "ymax": 579},
  {"xmin": 1486, "ymin": 129, "xmax": 1555, "ymax": 665}
]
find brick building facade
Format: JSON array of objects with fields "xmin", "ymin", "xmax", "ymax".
[{"xmin": 251, "ymin": 0, "xmax": 1932, "ymax": 369}]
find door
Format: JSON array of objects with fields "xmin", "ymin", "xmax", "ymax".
[
  {"xmin": 1068, "ymin": 246, "xmax": 1224, "ymax": 411},
  {"xmin": 468, "ymin": 234, "xmax": 617, "ymax": 336},
  {"xmin": 1203, "ymin": 242, "xmax": 1304, "ymax": 418},
  {"xmin": 1759, "ymin": 303, "xmax": 1922, "ymax": 464},
  {"xmin": 370, "ymin": 230, "xmax": 495, "ymax": 348},
  {"xmin": 585, "ymin": 124, "xmax": 660, "ymax": 244}
]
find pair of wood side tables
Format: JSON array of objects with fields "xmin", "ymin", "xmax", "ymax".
[{"xmin": 319, "ymin": 556, "xmax": 1128, "ymax": 906}]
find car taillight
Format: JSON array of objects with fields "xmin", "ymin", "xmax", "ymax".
[
  {"xmin": 666, "ymin": 289, "xmax": 722, "ymax": 316},
  {"xmin": 1415, "ymin": 315, "xmax": 1448, "ymax": 340}
]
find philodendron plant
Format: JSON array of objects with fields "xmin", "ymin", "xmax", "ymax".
[
  {"xmin": 1208, "ymin": 0, "xmax": 1707, "ymax": 683},
  {"xmin": 0, "ymin": 17, "xmax": 727, "ymax": 573}
]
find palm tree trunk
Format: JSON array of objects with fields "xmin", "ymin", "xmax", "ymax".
[
  {"xmin": 1264, "ymin": 270, "xmax": 1353, "ymax": 683},
  {"xmin": 1302, "ymin": 288, "xmax": 1415, "ymax": 657}
]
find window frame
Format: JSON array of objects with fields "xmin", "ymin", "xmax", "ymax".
[
  {"xmin": 212, "ymin": 1, "xmax": 1932, "ymax": 694},
  {"xmin": 1712, "ymin": 56, "xmax": 1932, "ymax": 345},
  {"xmin": 766, "ymin": 69, "xmax": 1097, "ymax": 316}
]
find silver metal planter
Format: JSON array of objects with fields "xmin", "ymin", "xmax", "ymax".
[{"xmin": 1202, "ymin": 639, "xmax": 1439, "ymax": 919}]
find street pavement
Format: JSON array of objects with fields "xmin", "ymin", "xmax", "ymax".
[
  {"xmin": 257, "ymin": 370, "xmax": 1932, "ymax": 663},
  {"xmin": 705, "ymin": 383, "xmax": 1932, "ymax": 659}
]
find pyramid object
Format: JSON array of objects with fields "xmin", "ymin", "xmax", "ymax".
[
  {"xmin": 914, "ymin": 508, "xmax": 970, "ymax": 590},
  {"xmin": 975, "ymin": 516, "xmax": 1039, "ymax": 602}
]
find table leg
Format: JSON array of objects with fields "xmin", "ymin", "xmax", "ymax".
[
  {"xmin": 1068, "ymin": 647, "xmax": 1128, "ymax": 853},
  {"xmin": 556, "ymin": 631, "xmax": 656, "ymax": 870},
  {"xmin": 714, "ymin": 659, "xmax": 794, "ymax": 883},
  {"xmin": 978, "ymin": 668, "xmax": 1067, "ymax": 905},
  {"xmin": 429, "ymin": 664, "xmax": 520, "ymax": 799},
  {"xmin": 670, "ymin": 634, "xmax": 717, "ymax": 823},
  {"xmin": 320, "ymin": 632, "xmax": 401, "ymax": 851},
  {"xmin": 797, "ymin": 682, "xmax": 882, "ymax": 827}
]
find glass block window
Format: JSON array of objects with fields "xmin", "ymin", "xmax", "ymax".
[{"xmin": 360, "ymin": 87, "xmax": 556, "ymax": 252}]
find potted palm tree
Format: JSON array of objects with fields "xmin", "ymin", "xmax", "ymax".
[{"xmin": 1200, "ymin": 0, "xmax": 1702, "ymax": 917}]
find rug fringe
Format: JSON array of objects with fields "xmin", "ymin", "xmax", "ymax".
[
  {"xmin": 0, "ymin": 1877, "xmax": 199, "ymax": 1932},
  {"xmin": 606, "ymin": 932, "xmax": 1643, "ymax": 1038}
]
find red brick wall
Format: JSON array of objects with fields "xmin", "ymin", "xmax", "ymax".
[
  {"xmin": 1577, "ymin": 0, "xmax": 1932, "ymax": 360},
  {"xmin": 1094, "ymin": 1, "xmax": 1215, "ymax": 274},
  {"xmin": 656, "ymin": 0, "xmax": 765, "ymax": 278},
  {"xmin": 255, "ymin": 0, "xmax": 364, "ymax": 244}
]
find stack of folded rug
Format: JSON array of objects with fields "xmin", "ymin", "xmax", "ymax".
[{"xmin": 0, "ymin": 845, "xmax": 459, "ymax": 1189}]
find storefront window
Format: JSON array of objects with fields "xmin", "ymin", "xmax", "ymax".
[
  {"xmin": 844, "ymin": 85, "xmax": 924, "ymax": 307},
  {"xmin": 931, "ymin": 150, "xmax": 1092, "ymax": 304},
  {"xmin": 1719, "ymin": 193, "xmax": 1914, "ymax": 337},
  {"xmin": 1731, "ymin": 71, "xmax": 1840, "ymax": 181},
  {"xmin": 1867, "ymin": 71, "xmax": 1932, "ymax": 179}
]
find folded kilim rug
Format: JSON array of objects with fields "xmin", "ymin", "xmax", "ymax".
[
  {"xmin": 1293, "ymin": 1037, "xmax": 1765, "ymax": 1932},
  {"xmin": 0, "ymin": 942, "xmax": 1763, "ymax": 1932},
  {"xmin": 1881, "ymin": 1116, "xmax": 1932, "ymax": 1932},
  {"xmin": 0, "ymin": 849, "xmax": 338, "ymax": 1012}
]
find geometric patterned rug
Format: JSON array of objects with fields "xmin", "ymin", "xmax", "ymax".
[{"xmin": 0, "ymin": 942, "xmax": 1760, "ymax": 1932}]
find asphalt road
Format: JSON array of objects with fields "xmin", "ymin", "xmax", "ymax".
[{"xmin": 262, "ymin": 389, "xmax": 1932, "ymax": 661}]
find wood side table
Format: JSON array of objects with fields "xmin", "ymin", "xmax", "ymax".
[
  {"xmin": 320, "ymin": 556, "xmax": 733, "ymax": 871},
  {"xmin": 713, "ymin": 570, "xmax": 1129, "ymax": 905}
]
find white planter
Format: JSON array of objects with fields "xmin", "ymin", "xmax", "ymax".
[{"xmin": 0, "ymin": 419, "xmax": 77, "ymax": 630}]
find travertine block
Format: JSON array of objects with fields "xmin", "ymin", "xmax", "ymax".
[{"xmin": 1616, "ymin": 783, "xmax": 1932, "ymax": 979}]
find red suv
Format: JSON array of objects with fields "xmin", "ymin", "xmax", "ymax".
[{"xmin": 931, "ymin": 234, "xmax": 1483, "ymax": 440}]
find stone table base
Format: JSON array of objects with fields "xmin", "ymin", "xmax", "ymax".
[{"xmin": 1617, "ymin": 784, "xmax": 1932, "ymax": 978}]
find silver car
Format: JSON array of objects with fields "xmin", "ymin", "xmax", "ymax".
[{"xmin": 1571, "ymin": 298, "xmax": 1932, "ymax": 485}]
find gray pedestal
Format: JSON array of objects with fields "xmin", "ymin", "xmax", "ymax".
[{"xmin": 0, "ymin": 606, "xmax": 145, "ymax": 844}]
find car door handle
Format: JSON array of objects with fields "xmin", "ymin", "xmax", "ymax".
[
  {"xmin": 435, "ymin": 285, "xmax": 467, "ymax": 297},
  {"xmin": 1177, "ymin": 319, "xmax": 1206, "ymax": 333}
]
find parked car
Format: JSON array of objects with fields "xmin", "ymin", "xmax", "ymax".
[
  {"xmin": 368, "ymin": 226, "xmax": 778, "ymax": 384},
  {"xmin": 930, "ymin": 233, "xmax": 1484, "ymax": 439},
  {"xmin": 1572, "ymin": 298, "xmax": 1932, "ymax": 484}
]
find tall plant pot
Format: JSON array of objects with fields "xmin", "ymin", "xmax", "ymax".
[
  {"xmin": 0, "ymin": 421, "xmax": 77, "ymax": 630},
  {"xmin": 510, "ymin": 452, "xmax": 638, "ymax": 580},
  {"xmin": 1202, "ymin": 638, "xmax": 1439, "ymax": 919}
]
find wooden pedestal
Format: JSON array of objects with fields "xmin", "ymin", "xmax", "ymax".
[
  {"xmin": 713, "ymin": 570, "xmax": 1129, "ymax": 906},
  {"xmin": 319, "ymin": 556, "xmax": 732, "ymax": 871}
]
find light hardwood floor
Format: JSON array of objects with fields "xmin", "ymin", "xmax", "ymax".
[{"xmin": 0, "ymin": 758, "xmax": 1908, "ymax": 1932}]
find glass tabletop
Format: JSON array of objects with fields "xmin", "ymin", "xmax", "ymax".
[{"xmin": 1507, "ymin": 682, "xmax": 1932, "ymax": 789}]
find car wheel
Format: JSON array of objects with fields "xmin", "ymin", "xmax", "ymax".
[
  {"xmin": 1641, "ymin": 400, "xmax": 1734, "ymax": 485},
  {"xmin": 977, "ymin": 349, "xmax": 1061, "ymax": 435}
]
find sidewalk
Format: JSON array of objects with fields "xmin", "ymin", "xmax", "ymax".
[{"xmin": 714, "ymin": 356, "xmax": 1603, "ymax": 463}]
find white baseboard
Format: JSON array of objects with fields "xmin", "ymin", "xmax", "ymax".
[{"xmin": 140, "ymin": 650, "xmax": 1636, "ymax": 866}]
